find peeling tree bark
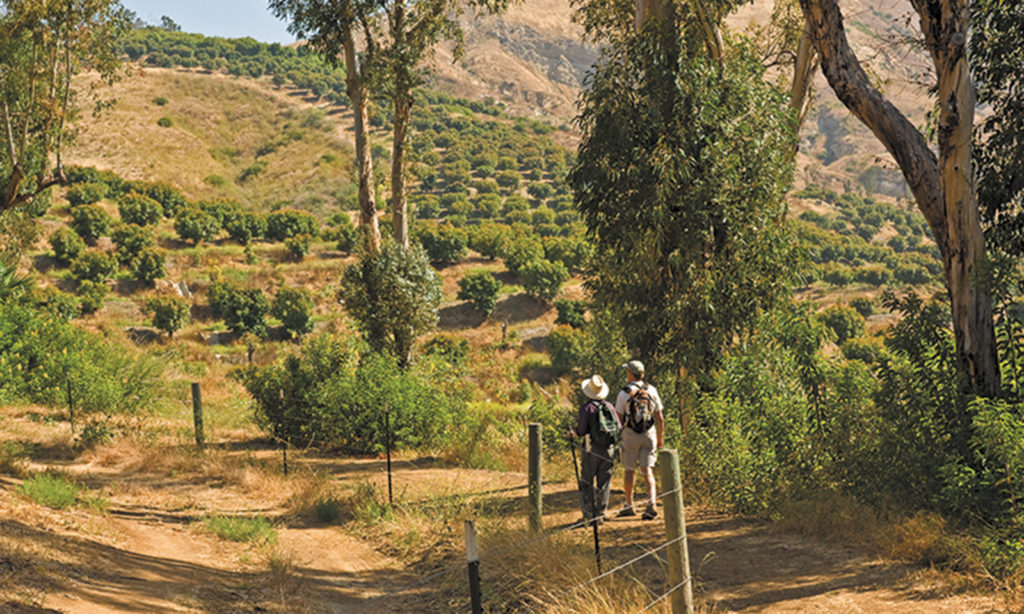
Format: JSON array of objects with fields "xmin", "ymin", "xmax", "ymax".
[
  {"xmin": 343, "ymin": 30, "xmax": 381, "ymax": 256},
  {"xmin": 798, "ymin": 0, "xmax": 1000, "ymax": 396},
  {"xmin": 789, "ymin": 23, "xmax": 817, "ymax": 133}
]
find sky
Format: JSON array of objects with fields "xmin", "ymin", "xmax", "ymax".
[{"xmin": 121, "ymin": 0, "xmax": 298, "ymax": 44}]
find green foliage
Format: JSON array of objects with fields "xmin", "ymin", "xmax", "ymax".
[
  {"xmin": 203, "ymin": 516, "xmax": 276, "ymax": 544},
  {"xmin": 132, "ymin": 181, "xmax": 187, "ymax": 217},
  {"xmin": 49, "ymin": 227, "xmax": 86, "ymax": 266},
  {"xmin": 469, "ymin": 223, "xmax": 512, "ymax": 259},
  {"xmin": 285, "ymin": 233, "xmax": 313, "ymax": 260},
  {"xmin": 418, "ymin": 224, "xmax": 468, "ymax": 264},
  {"xmin": 339, "ymin": 243, "xmax": 442, "ymax": 365},
  {"xmin": 819, "ymin": 304, "xmax": 865, "ymax": 345},
  {"xmin": 70, "ymin": 205, "xmax": 113, "ymax": 245},
  {"xmin": 272, "ymin": 287, "xmax": 315, "ymax": 339},
  {"xmin": 501, "ymin": 233, "xmax": 544, "ymax": 274},
  {"xmin": 147, "ymin": 295, "xmax": 191, "ymax": 337},
  {"xmin": 554, "ymin": 298, "xmax": 586, "ymax": 328},
  {"xmin": 237, "ymin": 334, "xmax": 464, "ymax": 453},
  {"xmin": 266, "ymin": 209, "xmax": 318, "ymax": 241},
  {"xmin": 110, "ymin": 223, "xmax": 155, "ymax": 267},
  {"xmin": 518, "ymin": 259, "xmax": 568, "ymax": 302},
  {"xmin": 66, "ymin": 182, "xmax": 109, "ymax": 207},
  {"xmin": 850, "ymin": 296, "xmax": 874, "ymax": 318},
  {"xmin": 174, "ymin": 206, "xmax": 221, "ymax": 245},
  {"xmin": 457, "ymin": 270, "xmax": 502, "ymax": 315},
  {"xmin": 70, "ymin": 250, "xmax": 117, "ymax": 283},
  {"xmin": 548, "ymin": 325, "xmax": 587, "ymax": 374},
  {"xmin": 31, "ymin": 286, "xmax": 80, "ymax": 321},
  {"xmin": 543, "ymin": 235, "xmax": 592, "ymax": 271},
  {"xmin": 157, "ymin": 116, "xmax": 173, "ymax": 128},
  {"xmin": 572, "ymin": 26, "xmax": 797, "ymax": 379},
  {"xmin": 118, "ymin": 192, "xmax": 163, "ymax": 226},
  {"xmin": 224, "ymin": 211, "xmax": 267, "ymax": 245},
  {"xmin": 422, "ymin": 334, "xmax": 470, "ymax": 366},
  {"xmin": 329, "ymin": 213, "xmax": 357, "ymax": 253},
  {"xmin": 131, "ymin": 247, "xmax": 167, "ymax": 285},
  {"xmin": 77, "ymin": 280, "xmax": 108, "ymax": 314},
  {"xmin": 17, "ymin": 473, "xmax": 80, "ymax": 510}
]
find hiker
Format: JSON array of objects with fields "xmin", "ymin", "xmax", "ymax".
[
  {"xmin": 568, "ymin": 374, "xmax": 620, "ymax": 524},
  {"xmin": 614, "ymin": 360, "xmax": 664, "ymax": 520}
]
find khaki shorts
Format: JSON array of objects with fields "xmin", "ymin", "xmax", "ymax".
[{"xmin": 620, "ymin": 427, "xmax": 657, "ymax": 469}]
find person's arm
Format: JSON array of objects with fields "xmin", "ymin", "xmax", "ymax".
[
  {"xmin": 614, "ymin": 389, "xmax": 629, "ymax": 421},
  {"xmin": 652, "ymin": 385, "xmax": 664, "ymax": 447},
  {"xmin": 569, "ymin": 402, "xmax": 589, "ymax": 439}
]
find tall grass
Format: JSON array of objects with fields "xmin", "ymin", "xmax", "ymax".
[{"xmin": 203, "ymin": 515, "xmax": 277, "ymax": 545}]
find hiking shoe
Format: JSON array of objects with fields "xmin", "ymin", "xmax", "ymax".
[
  {"xmin": 642, "ymin": 505, "xmax": 658, "ymax": 520},
  {"xmin": 617, "ymin": 506, "xmax": 636, "ymax": 517}
]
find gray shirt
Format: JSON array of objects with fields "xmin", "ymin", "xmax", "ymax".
[{"xmin": 614, "ymin": 381, "xmax": 664, "ymax": 425}]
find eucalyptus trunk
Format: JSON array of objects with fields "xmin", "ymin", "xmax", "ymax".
[
  {"xmin": 343, "ymin": 30, "xmax": 381, "ymax": 256},
  {"xmin": 391, "ymin": 96, "xmax": 411, "ymax": 250},
  {"xmin": 798, "ymin": 0, "xmax": 1000, "ymax": 396}
]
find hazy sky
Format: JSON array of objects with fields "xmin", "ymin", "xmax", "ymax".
[{"xmin": 121, "ymin": 0, "xmax": 298, "ymax": 43}]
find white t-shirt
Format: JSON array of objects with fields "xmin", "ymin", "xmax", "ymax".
[{"xmin": 614, "ymin": 381, "xmax": 663, "ymax": 426}]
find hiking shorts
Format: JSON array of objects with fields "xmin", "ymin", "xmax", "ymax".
[{"xmin": 620, "ymin": 426, "xmax": 657, "ymax": 469}]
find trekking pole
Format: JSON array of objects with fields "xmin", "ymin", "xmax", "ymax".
[
  {"xmin": 570, "ymin": 436, "xmax": 603, "ymax": 574},
  {"xmin": 569, "ymin": 435, "xmax": 581, "ymax": 488},
  {"xmin": 384, "ymin": 403, "xmax": 393, "ymax": 506}
]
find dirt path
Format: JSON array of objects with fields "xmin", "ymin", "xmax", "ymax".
[{"xmin": 0, "ymin": 451, "xmax": 1008, "ymax": 613}]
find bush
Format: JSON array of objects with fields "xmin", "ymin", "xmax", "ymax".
[
  {"xmin": 211, "ymin": 283, "xmax": 269, "ymax": 337},
  {"xmin": 419, "ymin": 225, "xmax": 467, "ymax": 264},
  {"xmin": 339, "ymin": 243, "xmax": 442, "ymax": 365},
  {"xmin": 544, "ymin": 235, "xmax": 592, "ymax": 271},
  {"xmin": 131, "ymin": 247, "xmax": 166, "ymax": 285},
  {"xmin": 224, "ymin": 211, "xmax": 267, "ymax": 245},
  {"xmin": 330, "ymin": 213, "xmax": 358, "ymax": 253},
  {"xmin": 110, "ymin": 223, "xmax": 155, "ymax": 267},
  {"xmin": 50, "ymin": 227, "xmax": 86, "ymax": 266},
  {"xmin": 136, "ymin": 181, "xmax": 186, "ymax": 217},
  {"xmin": 894, "ymin": 261, "xmax": 933, "ymax": 285},
  {"xmin": 519, "ymin": 259, "xmax": 569, "ymax": 301},
  {"xmin": 272, "ymin": 287, "xmax": 314, "ymax": 339},
  {"xmin": 77, "ymin": 280, "xmax": 108, "ymax": 314},
  {"xmin": 469, "ymin": 223, "xmax": 512, "ymax": 260},
  {"xmin": 31, "ymin": 286, "xmax": 80, "ymax": 321},
  {"xmin": 266, "ymin": 209, "xmax": 318, "ymax": 241},
  {"xmin": 118, "ymin": 192, "xmax": 164, "ymax": 226},
  {"xmin": 554, "ymin": 299, "xmax": 586, "ymax": 328},
  {"xmin": 501, "ymin": 234, "xmax": 544, "ymax": 274},
  {"xmin": 854, "ymin": 264, "xmax": 894, "ymax": 286},
  {"xmin": 548, "ymin": 325, "xmax": 587, "ymax": 374},
  {"xmin": 70, "ymin": 205, "xmax": 112, "ymax": 245},
  {"xmin": 147, "ymin": 295, "xmax": 190, "ymax": 337},
  {"xmin": 174, "ymin": 207, "xmax": 220, "ymax": 244},
  {"xmin": 157, "ymin": 116, "xmax": 173, "ymax": 127},
  {"xmin": 285, "ymin": 233, "xmax": 313, "ymax": 260},
  {"xmin": 818, "ymin": 303, "xmax": 865, "ymax": 345},
  {"xmin": 70, "ymin": 250, "xmax": 116, "ymax": 282},
  {"xmin": 850, "ymin": 296, "xmax": 874, "ymax": 318},
  {"xmin": 17, "ymin": 473, "xmax": 80, "ymax": 509},
  {"xmin": 203, "ymin": 516, "xmax": 276, "ymax": 544},
  {"xmin": 65, "ymin": 182, "xmax": 108, "ymax": 207},
  {"xmin": 457, "ymin": 271, "xmax": 502, "ymax": 315}
]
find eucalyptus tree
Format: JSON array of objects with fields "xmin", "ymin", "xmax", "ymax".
[{"xmin": 796, "ymin": 0, "xmax": 1000, "ymax": 396}]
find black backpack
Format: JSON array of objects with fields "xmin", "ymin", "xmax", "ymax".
[
  {"xmin": 624, "ymin": 383, "xmax": 655, "ymax": 433},
  {"xmin": 587, "ymin": 399, "xmax": 619, "ymax": 447}
]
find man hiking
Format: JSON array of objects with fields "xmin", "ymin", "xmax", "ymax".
[
  {"xmin": 568, "ymin": 374, "xmax": 620, "ymax": 524},
  {"xmin": 614, "ymin": 360, "xmax": 664, "ymax": 520}
]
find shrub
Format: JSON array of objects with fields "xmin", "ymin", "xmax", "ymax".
[
  {"xmin": 77, "ymin": 280, "xmax": 108, "ymax": 314},
  {"xmin": 818, "ymin": 303, "xmax": 865, "ymax": 345},
  {"xmin": 70, "ymin": 205, "xmax": 112, "ymax": 245},
  {"xmin": 17, "ymin": 473, "xmax": 79, "ymax": 509},
  {"xmin": 849, "ymin": 296, "xmax": 874, "ymax": 318},
  {"xmin": 272, "ymin": 287, "xmax": 314, "ymax": 339},
  {"xmin": 224, "ymin": 211, "xmax": 267, "ymax": 245},
  {"xmin": 153, "ymin": 96, "xmax": 168, "ymax": 106},
  {"xmin": 70, "ymin": 250, "xmax": 116, "ymax": 282},
  {"xmin": 339, "ymin": 243, "xmax": 442, "ymax": 365},
  {"xmin": 544, "ymin": 235, "xmax": 592, "ymax": 271},
  {"xmin": 840, "ymin": 336, "xmax": 885, "ymax": 364},
  {"xmin": 419, "ymin": 225, "xmax": 467, "ymax": 264},
  {"xmin": 131, "ymin": 247, "xmax": 166, "ymax": 285},
  {"xmin": 422, "ymin": 334, "xmax": 470, "ymax": 366},
  {"xmin": 118, "ymin": 192, "xmax": 164, "ymax": 226},
  {"xmin": 854, "ymin": 264, "xmax": 894, "ymax": 286},
  {"xmin": 147, "ymin": 295, "xmax": 190, "ymax": 337},
  {"xmin": 199, "ymin": 199, "xmax": 242, "ymax": 226},
  {"xmin": 285, "ymin": 233, "xmax": 313, "ymax": 260},
  {"xmin": 32, "ymin": 286, "xmax": 80, "ymax": 321},
  {"xmin": 157, "ymin": 116, "xmax": 173, "ymax": 128},
  {"xmin": 203, "ymin": 516, "xmax": 276, "ymax": 544},
  {"xmin": 501, "ymin": 234, "xmax": 544, "ymax": 273},
  {"xmin": 110, "ymin": 223, "xmax": 155, "ymax": 267},
  {"xmin": 174, "ymin": 207, "xmax": 220, "ymax": 244},
  {"xmin": 822, "ymin": 263, "xmax": 853, "ymax": 286},
  {"xmin": 212, "ymin": 283, "xmax": 269, "ymax": 337},
  {"xmin": 332, "ymin": 214, "xmax": 357, "ymax": 253},
  {"xmin": 65, "ymin": 182, "xmax": 108, "ymax": 207},
  {"xmin": 495, "ymin": 169, "xmax": 520, "ymax": 190},
  {"xmin": 50, "ymin": 227, "xmax": 86, "ymax": 266},
  {"xmin": 136, "ymin": 181, "xmax": 186, "ymax": 217},
  {"xmin": 457, "ymin": 271, "xmax": 502, "ymax": 315},
  {"xmin": 548, "ymin": 325, "xmax": 587, "ymax": 374},
  {"xmin": 266, "ymin": 209, "xmax": 318, "ymax": 241},
  {"xmin": 894, "ymin": 261, "xmax": 933, "ymax": 285},
  {"xmin": 554, "ymin": 299, "xmax": 586, "ymax": 328},
  {"xmin": 469, "ymin": 223, "xmax": 512, "ymax": 260},
  {"xmin": 519, "ymin": 259, "xmax": 569, "ymax": 301}
]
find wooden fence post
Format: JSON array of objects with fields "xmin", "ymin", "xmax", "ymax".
[
  {"xmin": 659, "ymin": 448, "xmax": 693, "ymax": 614},
  {"xmin": 465, "ymin": 519, "xmax": 483, "ymax": 614},
  {"xmin": 528, "ymin": 423, "xmax": 542, "ymax": 532},
  {"xmin": 191, "ymin": 382, "xmax": 205, "ymax": 449}
]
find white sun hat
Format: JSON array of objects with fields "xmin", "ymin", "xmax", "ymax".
[{"xmin": 580, "ymin": 374, "xmax": 609, "ymax": 400}]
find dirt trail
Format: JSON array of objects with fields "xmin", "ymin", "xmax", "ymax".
[{"xmin": 0, "ymin": 452, "xmax": 1007, "ymax": 613}]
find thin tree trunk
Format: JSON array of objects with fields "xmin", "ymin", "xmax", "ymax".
[
  {"xmin": 798, "ymin": 0, "xmax": 999, "ymax": 396},
  {"xmin": 391, "ymin": 97, "xmax": 410, "ymax": 250},
  {"xmin": 343, "ymin": 30, "xmax": 381, "ymax": 256},
  {"xmin": 789, "ymin": 23, "xmax": 817, "ymax": 133}
]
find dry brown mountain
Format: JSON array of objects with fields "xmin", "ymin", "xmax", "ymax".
[{"xmin": 427, "ymin": 0, "xmax": 933, "ymax": 199}]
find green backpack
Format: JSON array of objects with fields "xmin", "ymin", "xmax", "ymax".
[{"xmin": 587, "ymin": 399, "xmax": 620, "ymax": 447}]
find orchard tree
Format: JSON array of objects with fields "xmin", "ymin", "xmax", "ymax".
[
  {"xmin": 796, "ymin": 0, "xmax": 1000, "ymax": 395},
  {"xmin": 147, "ymin": 295, "xmax": 190, "ymax": 338},
  {"xmin": 0, "ymin": 0, "xmax": 129, "ymax": 213},
  {"xmin": 457, "ymin": 270, "xmax": 501, "ymax": 315}
]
